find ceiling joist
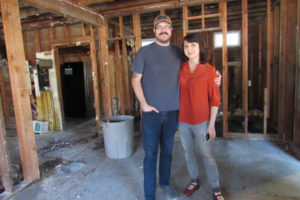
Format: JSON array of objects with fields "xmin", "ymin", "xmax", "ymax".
[{"xmin": 25, "ymin": 0, "xmax": 104, "ymax": 27}]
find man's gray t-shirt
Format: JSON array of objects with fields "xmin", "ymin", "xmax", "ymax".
[{"xmin": 131, "ymin": 42, "xmax": 182, "ymax": 111}]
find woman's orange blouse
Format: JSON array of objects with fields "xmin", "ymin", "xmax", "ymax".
[{"xmin": 178, "ymin": 61, "xmax": 221, "ymax": 125}]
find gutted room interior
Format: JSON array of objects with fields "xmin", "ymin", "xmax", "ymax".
[{"xmin": 0, "ymin": 0, "xmax": 300, "ymax": 199}]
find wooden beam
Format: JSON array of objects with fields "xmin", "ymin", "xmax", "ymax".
[
  {"xmin": 278, "ymin": 0, "xmax": 288, "ymax": 139},
  {"xmin": 81, "ymin": 23, "xmax": 87, "ymax": 36},
  {"xmin": 182, "ymin": 6, "xmax": 188, "ymax": 37},
  {"xmin": 0, "ymin": 70, "xmax": 9, "ymax": 128},
  {"xmin": 264, "ymin": 0, "xmax": 273, "ymax": 135},
  {"xmin": 53, "ymin": 47, "xmax": 66, "ymax": 130},
  {"xmin": 1, "ymin": 0, "xmax": 40, "ymax": 181},
  {"xmin": 101, "ymin": 0, "xmax": 219, "ymax": 17},
  {"xmin": 113, "ymin": 26, "xmax": 125, "ymax": 115},
  {"xmin": 133, "ymin": 13, "xmax": 142, "ymax": 52},
  {"xmin": 258, "ymin": 22, "xmax": 262, "ymax": 113},
  {"xmin": 99, "ymin": 19, "xmax": 112, "ymax": 117},
  {"xmin": 34, "ymin": 29, "xmax": 41, "ymax": 52},
  {"xmin": 90, "ymin": 26, "xmax": 102, "ymax": 132},
  {"xmin": 132, "ymin": 13, "xmax": 142, "ymax": 114},
  {"xmin": 64, "ymin": 24, "xmax": 70, "ymax": 39},
  {"xmin": 187, "ymin": 27, "xmax": 221, "ymax": 33},
  {"xmin": 119, "ymin": 16, "xmax": 131, "ymax": 115},
  {"xmin": 49, "ymin": 26, "xmax": 55, "ymax": 43},
  {"xmin": 286, "ymin": 0, "xmax": 298, "ymax": 140},
  {"xmin": 242, "ymin": 0, "xmax": 248, "ymax": 135},
  {"xmin": 0, "ymin": 93, "xmax": 12, "ymax": 192},
  {"xmin": 187, "ymin": 13, "xmax": 221, "ymax": 20},
  {"xmin": 294, "ymin": 0, "xmax": 300, "ymax": 146},
  {"xmin": 272, "ymin": 5, "xmax": 280, "ymax": 128},
  {"xmin": 107, "ymin": 36, "xmax": 135, "ymax": 41},
  {"xmin": 201, "ymin": 3, "xmax": 205, "ymax": 29},
  {"xmin": 26, "ymin": 0, "xmax": 104, "ymax": 27},
  {"xmin": 51, "ymin": 36, "xmax": 91, "ymax": 47},
  {"xmin": 221, "ymin": 0, "xmax": 228, "ymax": 136}
]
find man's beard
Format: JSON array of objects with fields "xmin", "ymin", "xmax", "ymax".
[{"xmin": 156, "ymin": 32, "xmax": 171, "ymax": 44}]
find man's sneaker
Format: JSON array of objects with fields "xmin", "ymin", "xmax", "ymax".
[{"xmin": 159, "ymin": 185, "xmax": 179, "ymax": 200}]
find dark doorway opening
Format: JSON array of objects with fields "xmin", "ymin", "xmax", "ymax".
[{"xmin": 61, "ymin": 62, "xmax": 86, "ymax": 118}]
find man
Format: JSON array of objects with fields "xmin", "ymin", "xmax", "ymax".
[
  {"xmin": 131, "ymin": 14, "xmax": 180, "ymax": 200},
  {"xmin": 131, "ymin": 14, "xmax": 220, "ymax": 200}
]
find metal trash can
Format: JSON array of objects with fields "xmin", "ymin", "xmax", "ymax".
[{"xmin": 101, "ymin": 115, "xmax": 134, "ymax": 159}]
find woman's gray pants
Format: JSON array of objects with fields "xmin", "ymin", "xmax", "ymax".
[{"xmin": 178, "ymin": 121, "xmax": 220, "ymax": 192}]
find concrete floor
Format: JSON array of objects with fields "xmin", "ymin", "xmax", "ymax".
[{"xmin": 5, "ymin": 120, "xmax": 300, "ymax": 200}]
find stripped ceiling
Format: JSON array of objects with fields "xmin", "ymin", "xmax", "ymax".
[{"xmin": 0, "ymin": 0, "xmax": 271, "ymax": 36}]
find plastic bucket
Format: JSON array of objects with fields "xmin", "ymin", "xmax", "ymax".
[{"xmin": 101, "ymin": 115, "xmax": 134, "ymax": 159}]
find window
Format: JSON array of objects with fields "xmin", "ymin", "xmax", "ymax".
[
  {"xmin": 214, "ymin": 31, "xmax": 241, "ymax": 48},
  {"xmin": 142, "ymin": 38, "xmax": 156, "ymax": 47}
]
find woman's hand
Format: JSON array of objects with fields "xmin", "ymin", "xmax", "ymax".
[{"xmin": 207, "ymin": 125, "xmax": 216, "ymax": 140}]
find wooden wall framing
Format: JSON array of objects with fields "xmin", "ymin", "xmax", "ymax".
[
  {"xmin": 294, "ymin": 0, "xmax": 300, "ymax": 147},
  {"xmin": 1, "ymin": 0, "xmax": 40, "ymax": 183},
  {"xmin": 221, "ymin": 0, "xmax": 228, "ymax": 136},
  {"xmin": 242, "ymin": 0, "xmax": 249, "ymax": 135}
]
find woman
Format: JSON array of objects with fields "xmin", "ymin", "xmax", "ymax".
[{"xmin": 178, "ymin": 33, "xmax": 224, "ymax": 200}]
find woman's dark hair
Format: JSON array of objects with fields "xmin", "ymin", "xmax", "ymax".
[{"xmin": 182, "ymin": 33, "xmax": 211, "ymax": 63}]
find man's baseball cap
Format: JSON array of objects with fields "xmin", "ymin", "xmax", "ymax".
[{"xmin": 153, "ymin": 14, "xmax": 172, "ymax": 27}]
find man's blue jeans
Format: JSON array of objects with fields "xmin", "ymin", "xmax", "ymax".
[{"xmin": 142, "ymin": 110, "xmax": 178, "ymax": 200}]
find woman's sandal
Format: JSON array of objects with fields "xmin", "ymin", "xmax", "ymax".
[
  {"xmin": 183, "ymin": 181, "xmax": 200, "ymax": 197},
  {"xmin": 213, "ymin": 192, "xmax": 224, "ymax": 200}
]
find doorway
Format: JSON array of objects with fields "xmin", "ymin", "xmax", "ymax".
[{"xmin": 61, "ymin": 62, "xmax": 86, "ymax": 118}]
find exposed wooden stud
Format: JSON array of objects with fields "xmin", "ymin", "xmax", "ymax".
[
  {"xmin": 107, "ymin": 36, "xmax": 135, "ymax": 41},
  {"xmin": 1, "ymin": 0, "xmax": 40, "ymax": 181},
  {"xmin": 0, "ymin": 94, "xmax": 12, "ymax": 192},
  {"xmin": 64, "ymin": 24, "xmax": 70, "ymax": 39},
  {"xmin": 132, "ymin": 13, "xmax": 142, "ymax": 114},
  {"xmin": 101, "ymin": 0, "xmax": 220, "ymax": 17},
  {"xmin": 119, "ymin": 16, "xmax": 131, "ymax": 114},
  {"xmin": 90, "ymin": 26, "xmax": 102, "ymax": 132},
  {"xmin": 53, "ymin": 47, "xmax": 66, "ymax": 130},
  {"xmin": 81, "ymin": 23, "xmax": 87, "ymax": 36},
  {"xmin": 26, "ymin": 0, "xmax": 104, "ymax": 27},
  {"xmin": 278, "ymin": 0, "xmax": 288, "ymax": 139},
  {"xmin": 49, "ymin": 26, "xmax": 55, "ymax": 44},
  {"xmin": 272, "ymin": 5, "xmax": 280, "ymax": 128},
  {"xmin": 187, "ymin": 13, "xmax": 221, "ymax": 20},
  {"xmin": 258, "ymin": 22, "xmax": 262, "ymax": 111},
  {"xmin": 34, "ymin": 29, "xmax": 41, "ymax": 52},
  {"xmin": 201, "ymin": 3, "xmax": 205, "ymax": 29},
  {"xmin": 133, "ymin": 13, "xmax": 142, "ymax": 52},
  {"xmin": 294, "ymin": 0, "xmax": 300, "ymax": 146},
  {"xmin": 242, "ymin": 0, "xmax": 248, "ymax": 135},
  {"xmin": 51, "ymin": 36, "xmax": 91, "ymax": 47},
  {"xmin": 221, "ymin": 0, "xmax": 228, "ymax": 136},
  {"xmin": 0, "ymin": 70, "xmax": 9, "ymax": 127},
  {"xmin": 182, "ymin": 6, "xmax": 188, "ymax": 36},
  {"xmin": 285, "ymin": 0, "xmax": 297, "ymax": 140},
  {"xmin": 99, "ymin": 19, "xmax": 113, "ymax": 117},
  {"xmin": 264, "ymin": 0, "xmax": 273, "ymax": 135},
  {"xmin": 187, "ymin": 27, "xmax": 221, "ymax": 34},
  {"xmin": 113, "ymin": 25, "xmax": 125, "ymax": 115}
]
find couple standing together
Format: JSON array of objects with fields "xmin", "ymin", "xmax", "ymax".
[{"xmin": 131, "ymin": 14, "xmax": 224, "ymax": 200}]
